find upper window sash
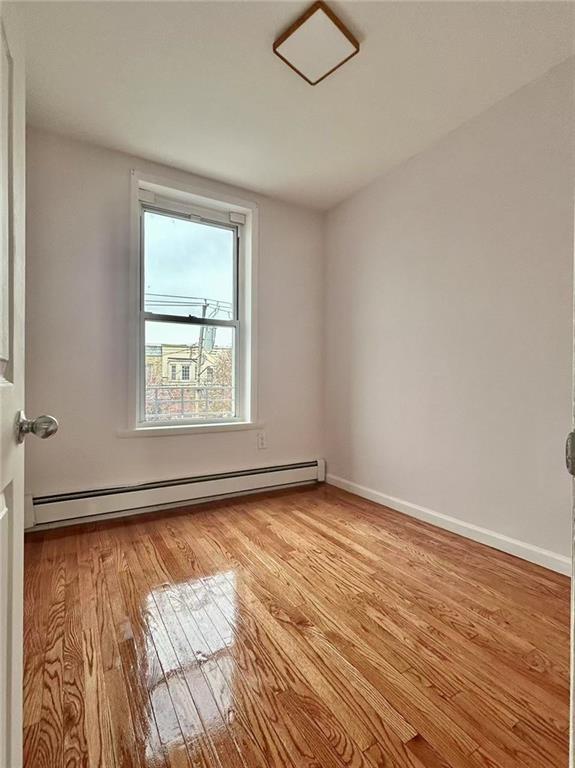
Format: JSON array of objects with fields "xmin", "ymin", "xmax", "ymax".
[
  {"xmin": 141, "ymin": 200, "xmax": 238, "ymax": 232},
  {"xmin": 138, "ymin": 185, "xmax": 249, "ymax": 223},
  {"xmin": 139, "ymin": 202, "xmax": 240, "ymax": 326},
  {"xmin": 142, "ymin": 311, "xmax": 238, "ymax": 328}
]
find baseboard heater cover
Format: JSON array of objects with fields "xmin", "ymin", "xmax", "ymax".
[{"xmin": 31, "ymin": 460, "xmax": 325, "ymax": 526}]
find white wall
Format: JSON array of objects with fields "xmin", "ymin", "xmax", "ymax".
[
  {"xmin": 325, "ymin": 60, "xmax": 574, "ymax": 562},
  {"xmin": 26, "ymin": 128, "xmax": 324, "ymax": 496}
]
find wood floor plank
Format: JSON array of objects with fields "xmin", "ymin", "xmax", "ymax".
[
  {"xmin": 301, "ymin": 498, "xmax": 566, "ymax": 689},
  {"xmin": 97, "ymin": 529, "xmax": 173, "ymax": 768},
  {"xmin": 323, "ymin": 488, "xmax": 569, "ymax": 622},
  {"xmin": 134, "ymin": 530, "xmax": 272, "ymax": 768},
  {"xmin": 280, "ymin": 501, "xmax": 569, "ymax": 739},
  {"xmin": 35, "ymin": 534, "xmax": 66, "ymax": 768},
  {"xmin": 24, "ymin": 484, "xmax": 570, "ymax": 767},
  {"xmin": 211, "ymin": 518, "xmax": 484, "ymax": 763},
  {"xmin": 23, "ymin": 533, "xmax": 46, "ymax": 658},
  {"xmin": 63, "ymin": 547, "xmax": 89, "ymax": 768},
  {"xmin": 77, "ymin": 531, "xmax": 117, "ymax": 768},
  {"xmin": 132, "ymin": 521, "xmax": 276, "ymax": 768},
  {"xmin": 188, "ymin": 532, "xmax": 388, "ymax": 768}
]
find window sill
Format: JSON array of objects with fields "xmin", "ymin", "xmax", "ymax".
[{"xmin": 117, "ymin": 421, "xmax": 261, "ymax": 438}]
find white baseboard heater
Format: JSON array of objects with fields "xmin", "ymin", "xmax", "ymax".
[{"xmin": 30, "ymin": 459, "xmax": 325, "ymax": 527}]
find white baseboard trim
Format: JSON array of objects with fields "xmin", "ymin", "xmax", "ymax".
[{"xmin": 326, "ymin": 474, "xmax": 571, "ymax": 576}]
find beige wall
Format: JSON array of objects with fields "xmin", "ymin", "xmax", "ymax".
[
  {"xmin": 325, "ymin": 60, "xmax": 574, "ymax": 561},
  {"xmin": 26, "ymin": 128, "xmax": 324, "ymax": 495}
]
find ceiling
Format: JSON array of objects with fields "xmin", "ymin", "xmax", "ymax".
[{"xmin": 15, "ymin": 1, "xmax": 575, "ymax": 210}]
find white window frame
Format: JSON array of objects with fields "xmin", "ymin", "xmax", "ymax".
[{"xmin": 123, "ymin": 170, "xmax": 259, "ymax": 436}]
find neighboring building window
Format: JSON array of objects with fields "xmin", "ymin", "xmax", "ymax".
[{"xmin": 138, "ymin": 184, "xmax": 248, "ymax": 426}]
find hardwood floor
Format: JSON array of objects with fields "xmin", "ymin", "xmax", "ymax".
[{"xmin": 23, "ymin": 484, "xmax": 570, "ymax": 767}]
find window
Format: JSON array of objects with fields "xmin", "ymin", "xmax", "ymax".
[{"xmin": 133, "ymin": 176, "xmax": 256, "ymax": 430}]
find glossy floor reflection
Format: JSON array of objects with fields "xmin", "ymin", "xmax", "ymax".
[
  {"xmin": 23, "ymin": 485, "xmax": 570, "ymax": 767},
  {"xmin": 142, "ymin": 572, "xmax": 237, "ymax": 765}
]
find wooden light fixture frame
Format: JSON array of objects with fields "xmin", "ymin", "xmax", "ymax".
[{"xmin": 273, "ymin": 1, "xmax": 360, "ymax": 86}]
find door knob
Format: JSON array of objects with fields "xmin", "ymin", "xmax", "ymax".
[
  {"xmin": 16, "ymin": 410, "xmax": 58, "ymax": 444},
  {"xmin": 566, "ymin": 431, "xmax": 575, "ymax": 476}
]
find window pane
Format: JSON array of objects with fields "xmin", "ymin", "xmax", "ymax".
[
  {"xmin": 144, "ymin": 321, "xmax": 236, "ymax": 423},
  {"xmin": 144, "ymin": 210, "xmax": 235, "ymax": 321}
]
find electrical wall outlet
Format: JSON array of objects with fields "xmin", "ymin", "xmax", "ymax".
[{"xmin": 257, "ymin": 431, "xmax": 267, "ymax": 449}]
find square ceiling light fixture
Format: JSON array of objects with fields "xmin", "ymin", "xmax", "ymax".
[{"xmin": 273, "ymin": 1, "xmax": 360, "ymax": 86}]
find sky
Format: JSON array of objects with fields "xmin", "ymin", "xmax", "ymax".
[{"xmin": 144, "ymin": 210, "xmax": 234, "ymax": 347}]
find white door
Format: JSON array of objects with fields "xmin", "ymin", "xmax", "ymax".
[{"xmin": 0, "ymin": 6, "xmax": 25, "ymax": 767}]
